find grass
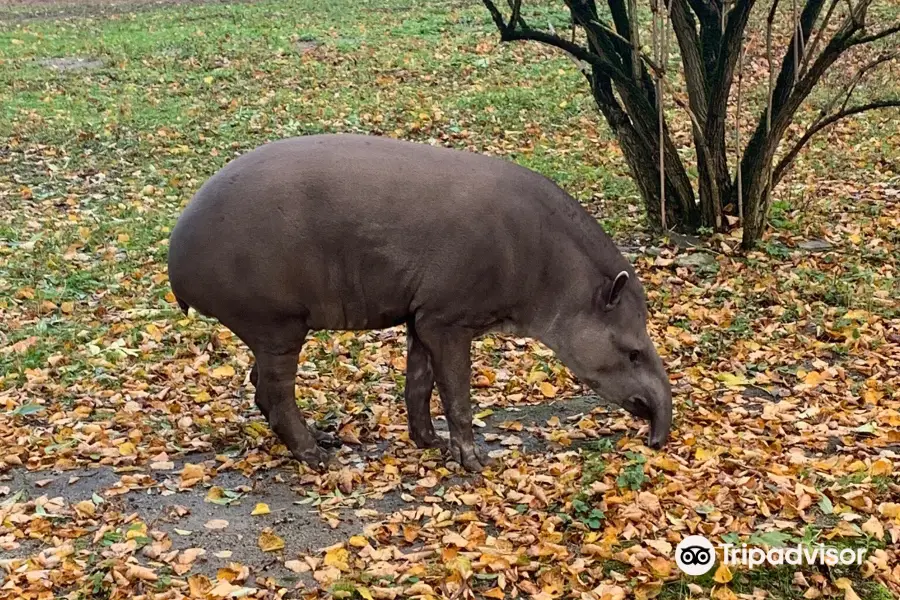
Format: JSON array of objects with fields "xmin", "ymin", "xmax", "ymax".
[
  {"xmin": 0, "ymin": 0, "xmax": 636, "ymax": 380},
  {"xmin": 660, "ymin": 566, "xmax": 894, "ymax": 600}
]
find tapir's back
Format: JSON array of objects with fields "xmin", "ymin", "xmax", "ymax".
[{"xmin": 167, "ymin": 134, "xmax": 562, "ymax": 334}]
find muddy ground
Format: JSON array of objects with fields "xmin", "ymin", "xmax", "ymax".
[{"xmin": 0, "ymin": 396, "xmax": 611, "ymax": 586}]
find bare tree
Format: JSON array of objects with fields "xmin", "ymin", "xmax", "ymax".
[{"xmin": 481, "ymin": 0, "xmax": 899, "ymax": 248}]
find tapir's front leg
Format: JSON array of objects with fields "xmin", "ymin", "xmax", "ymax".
[{"xmin": 415, "ymin": 323, "xmax": 493, "ymax": 472}]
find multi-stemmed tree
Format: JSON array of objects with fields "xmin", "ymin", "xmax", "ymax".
[{"xmin": 481, "ymin": 0, "xmax": 899, "ymax": 248}]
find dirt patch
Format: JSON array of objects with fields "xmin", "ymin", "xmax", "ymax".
[
  {"xmin": 0, "ymin": 397, "xmax": 617, "ymax": 587},
  {"xmin": 39, "ymin": 57, "xmax": 104, "ymax": 71},
  {"xmin": 293, "ymin": 40, "xmax": 321, "ymax": 54}
]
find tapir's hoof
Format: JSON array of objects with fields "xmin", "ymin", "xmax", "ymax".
[
  {"xmin": 310, "ymin": 426, "xmax": 342, "ymax": 449},
  {"xmin": 448, "ymin": 440, "xmax": 495, "ymax": 472},
  {"xmin": 411, "ymin": 431, "xmax": 449, "ymax": 451},
  {"xmin": 294, "ymin": 445, "xmax": 333, "ymax": 471}
]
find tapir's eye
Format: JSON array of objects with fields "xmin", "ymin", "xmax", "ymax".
[{"xmin": 629, "ymin": 350, "xmax": 640, "ymax": 363}]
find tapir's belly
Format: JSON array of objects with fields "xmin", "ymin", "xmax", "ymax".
[{"xmin": 191, "ymin": 227, "xmax": 425, "ymax": 333}]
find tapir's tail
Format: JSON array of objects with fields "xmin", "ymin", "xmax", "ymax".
[{"xmin": 175, "ymin": 295, "xmax": 190, "ymax": 315}]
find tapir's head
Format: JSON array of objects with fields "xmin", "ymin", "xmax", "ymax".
[{"xmin": 548, "ymin": 269, "xmax": 673, "ymax": 449}]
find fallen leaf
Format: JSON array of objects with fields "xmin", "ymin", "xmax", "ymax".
[
  {"xmin": 211, "ymin": 364, "xmax": 236, "ymax": 378},
  {"xmin": 258, "ymin": 529, "xmax": 285, "ymax": 552},
  {"xmin": 324, "ymin": 546, "xmax": 350, "ymax": 571},
  {"xmin": 713, "ymin": 563, "xmax": 733, "ymax": 583}
]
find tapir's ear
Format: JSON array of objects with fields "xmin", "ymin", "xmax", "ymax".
[{"xmin": 605, "ymin": 270, "xmax": 629, "ymax": 310}]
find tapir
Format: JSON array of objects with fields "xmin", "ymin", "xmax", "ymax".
[{"xmin": 167, "ymin": 134, "xmax": 673, "ymax": 471}]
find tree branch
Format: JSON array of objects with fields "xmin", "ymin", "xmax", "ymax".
[
  {"xmin": 773, "ymin": 100, "xmax": 900, "ymax": 185},
  {"xmin": 849, "ymin": 22, "xmax": 900, "ymax": 46},
  {"xmin": 481, "ymin": 0, "xmax": 634, "ymax": 87},
  {"xmin": 797, "ymin": 0, "xmax": 839, "ymax": 78}
]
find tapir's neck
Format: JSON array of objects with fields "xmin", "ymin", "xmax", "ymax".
[{"xmin": 507, "ymin": 182, "xmax": 630, "ymax": 348}]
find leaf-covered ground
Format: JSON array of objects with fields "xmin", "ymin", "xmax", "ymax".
[{"xmin": 0, "ymin": 0, "xmax": 898, "ymax": 599}]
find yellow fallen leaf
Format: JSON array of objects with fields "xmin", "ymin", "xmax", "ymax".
[
  {"xmin": 165, "ymin": 290, "xmax": 177, "ymax": 304},
  {"xmin": 695, "ymin": 448, "xmax": 717, "ymax": 461},
  {"xmin": 405, "ymin": 582, "xmax": 436, "ymax": 596},
  {"xmin": 125, "ymin": 522, "xmax": 147, "ymax": 540},
  {"xmin": 211, "ymin": 364, "xmax": 235, "ymax": 378},
  {"xmin": 651, "ymin": 456, "xmax": 680, "ymax": 473},
  {"xmin": 206, "ymin": 486, "xmax": 225, "ymax": 503},
  {"xmin": 716, "ymin": 372, "xmax": 749, "ymax": 387},
  {"xmin": 861, "ymin": 516, "xmax": 884, "ymax": 540},
  {"xmin": 180, "ymin": 463, "xmax": 205, "ymax": 487},
  {"xmin": 527, "ymin": 370, "xmax": 548, "ymax": 384},
  {"xmin": 188, "ymin": 574, "xmax": 212, "ymax": 596},
  {"xmin": 324, "ymin": 546, "xmax": 350, "ymax": 571},
  {"xmin": 713, "ymin": 563, "xmax": 733, "ymax": 583},
  {"xmin": 349, "ymin": 535, "xmax": 368, "ymax": 548},
  {"xmin": 648, "ymin": 556, "xmax": 672, "ymax": 576},
  {"xmin": 803, "ymin": 370, "xmax": 826, "ymax": 387},
  {"xmin": 258, "ymin": 530, "xmax": 285, "ymax": 552},
  {"xmin": 712, "ymin": 587, "xmax": 738, "ymax": 600},
  {"xmin": 118, "ymin": 441, "xmax": 136, "ymax": 456},
  {"xmin": 539, "ymin": 381, "xmax": 557, "ymax": 398},
  {"xmin": 357, "ymin": 586, "xmax": 374, "ymax": 600},
  {"xmin": 145, "ymin": 323, "xmax": 162, "ymax": 341},
  {"xmin": 60, "ymin": 301, "xmax": 74, "ymax": 314},
  {"xmin": 251, "ymin": 503, "xmax": 271, "ymax": 516},
  {"xmin": 74, "ymin": 500, "xmax": 96, "ymax": 517},
  {"xmin": 870, "ymin": 458, "xmax": 893, "ymax": 476},
  {"xmin": 834, "ymin": 578, "xmax": 861, "ymax": 600}
]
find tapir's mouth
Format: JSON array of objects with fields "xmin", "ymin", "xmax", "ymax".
[
  {"xmin": 585, "ymin": 386, "xmax": 671, "ymax": 449},
  {"xmin": 624, "ymin": 396, "xmax": 652, "ymax": 420},
  {"xmin": 624, "ymin": 396, "xmax": 670, "ymax": 449}
]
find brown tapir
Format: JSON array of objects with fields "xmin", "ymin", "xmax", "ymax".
[{"xmin": 167, "ymin": 134, "xmax": 673, "ymax": 471}]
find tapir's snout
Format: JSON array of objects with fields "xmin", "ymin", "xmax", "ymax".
[
  {"xmin": 648, "ymin": 406, "xmax": 671, "ymax": 449},
  {"xmin": 646, "ymin": 374, "xmax": 673, "ymax": 449}
]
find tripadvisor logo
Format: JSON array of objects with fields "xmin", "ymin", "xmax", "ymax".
[
  {"xmin": 676, "ymin": 536, "xmax": 716, "ymax": 576},
  {"xmin": 675, "ymin": 535, "xmax": 867, "ymax": 576}
]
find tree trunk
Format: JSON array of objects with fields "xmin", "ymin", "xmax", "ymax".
[{"xmin": 590, "ymin": 75, "xmax": 702, "ymax": 230}]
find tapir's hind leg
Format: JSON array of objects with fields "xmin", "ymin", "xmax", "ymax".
[
  {"xmin": 252, "ymin": 350, "xmax": 330, "ymax": 467},
  {"xmin": 249, "ymin": 361, "xmax": 339, "ymax": 449},
  {"xmin": 404, "ymin": 322, "xmax": 448, "ymax": 450}
]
